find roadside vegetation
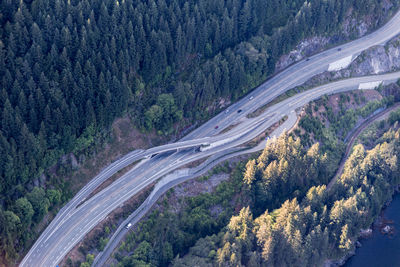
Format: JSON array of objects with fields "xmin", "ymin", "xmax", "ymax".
[
  {"xmin": 108, "ymin": 163, "xmax": 245, "ymax": 267},
  {"xmin": 201, "ymin": 127, "xmax": 400, "ymax": 267},
  {"xmin": 109, "ymin": 85, "xmax": 400, "ymax": 267},
  {"xmin": 114, "ymin": 131, "xmax": 335, "ymax": 267},
  {"xmin": 63, "ymin": 183, "xmax": 154, "ymax": 267}
]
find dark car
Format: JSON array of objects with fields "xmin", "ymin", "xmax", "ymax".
[
  {"xmin": 306, "ymin": 58, "xmax": 310, "ymax": 61},
  {"xmin": 215, "ymin": 126, "xmax": 219, "ymax": 129},
  {"xmin": 337, "ymin": 48, "xmax": 342, "ymax": 51},
  {"xmin": 237, "ymin": 109, "xmax": 242, "ymax": 113}
]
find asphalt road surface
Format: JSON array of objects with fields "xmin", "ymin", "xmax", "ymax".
[
  {"xmin": 20, "ymin": 10, "xmax": 400, "ymax": 267},
  {"xmin": 93, "ymin": 111, "xmax": 299, "ymax": 267}
]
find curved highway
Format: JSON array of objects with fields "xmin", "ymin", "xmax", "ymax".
[
  {"xmin": 93, "ymin": 111, "xmax": 298, "ymax": 266},
  {"xmin": 97, "ymin": 100, "xmax": 400, "ymax": 265},
  {"xmin": 20, "ymin": 10, "xmax": 400, "ymax": 267}
]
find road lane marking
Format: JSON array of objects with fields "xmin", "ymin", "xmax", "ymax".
[{"xmin": 21, "ymin": 12, "xmax": 400, "ymax": 266}]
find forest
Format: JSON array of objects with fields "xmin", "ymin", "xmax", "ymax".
[
  {"xmin": 0, "ymin": 0, "xmax": 398, "ymax": 264},
  {"xmin": 112, "ymin": 87, "xmax": 400, "ymax": 267},
  {"xmin": 206, "ymin": 129, "xmax": 400, "ymax": 267},
  {"xmin": 112, "ymin": 131, "xmax": 336, "ymax": 267},
  {"xmin": 113, "ymin": 124, "xmax": 400, "ymax": 267}
]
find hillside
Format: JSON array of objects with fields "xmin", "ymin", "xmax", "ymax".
[
  {"xmin": 110, "ymin": 86, "xmax": 400, "ymax": 267},
  {"xmin": 0, "ymin": 0, "xmax": 399, "ymax": 264}
]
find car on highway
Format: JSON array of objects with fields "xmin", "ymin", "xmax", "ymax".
[
  {"xmin": 215, "ymin": 125, "xmax": 219, "ymax": 129},
  {"xmin": 225, "ymin": 109, "xmax": 230, "ymax": 113},
  {"xmin": 125, "ymin": 223, "xmax": 132, "ymax": 229},
  {"xmin": 306, "ymin": 58, "xmax": 310, "ymax": 61},
  {"xmin": 337, "ymin": 48, "xmax": 342, "ymax": 51},
  {"xmin": 23, "ymin": 11, "xmax": 400, "ymax": 267},
  {"xmin": 249, "ymin": 96, "xmax": 254, "ymax": 100},
  {"xmin": 237, "ymin": 109, "xmax": 242, "ymax": 113}
]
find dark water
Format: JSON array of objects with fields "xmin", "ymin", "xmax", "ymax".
[{"xmin": 344, "ymin": 194, "xmax": 400, "ymax": 267}]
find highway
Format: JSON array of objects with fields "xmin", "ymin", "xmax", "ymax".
[
  {"xmin": 93, "ymin": 111, "xmax": 298, "ymax": 267},
  {"xmin": 20, "ymin": 10, "xmax": 400, "ymax": 267}
]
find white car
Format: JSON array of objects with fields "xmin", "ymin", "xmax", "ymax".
[
  {"xmin": 249, "ymin": 96, "xmax": 254, "ymax": 100},
  {"xmin": 125, "ymin": 223, "xmax": 132, "ymax": 229}
]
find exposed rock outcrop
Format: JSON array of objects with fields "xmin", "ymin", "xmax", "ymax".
[{"xmin": 349, "ymin": 38, "xmax": 400, "ymax": 76}]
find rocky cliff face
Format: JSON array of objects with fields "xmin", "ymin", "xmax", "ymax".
[
  {"xmin": 275, "ymin": 36, "xmax": 329, "ymax": 72},
  {"xmin": 350, "ymin": 37, "xmax": 400, "ymax": 75},
  {"xmin": 293, "ymin": 34, "xmax": 400, "ymax": 91},
  {"xmin": 332, "ymin": 35, "xmax": 400, "ymax": 79},
  {"xmin": 275, "ymin": 0, "xmax": 397, "ymax": 74}
]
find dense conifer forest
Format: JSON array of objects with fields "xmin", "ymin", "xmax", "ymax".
[
  {"xmin": 0, "ymin": 0, "xmax": 397, "ymax": 264},
  {"xmin": 112, "ymin": 91, "xmax": 400, "ymax": 267},
  {"xmin": 112, "ymin": 124, "xmax": 400, "ymax": 267},
  {"xmin": 175, "ymin": 128, "xmax": 400, "ymax": 267}
]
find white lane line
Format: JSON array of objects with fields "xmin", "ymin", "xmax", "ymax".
[
  {"xmin": 23, "ymin": 11, "xmax": 400, "ymax": 267},
  {"xmin": 23, "ymin": 59, "xmax": 400, "ymax": 267}
]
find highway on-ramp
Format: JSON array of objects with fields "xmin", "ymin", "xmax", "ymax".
[{"xmin": 20, "ymin": 10, "xmax": 400, "ymax": 267}]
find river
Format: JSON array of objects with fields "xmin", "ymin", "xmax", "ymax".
[{"xmin": 344, "ymin": 194, "xmax": 400, "ymax": 267}]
